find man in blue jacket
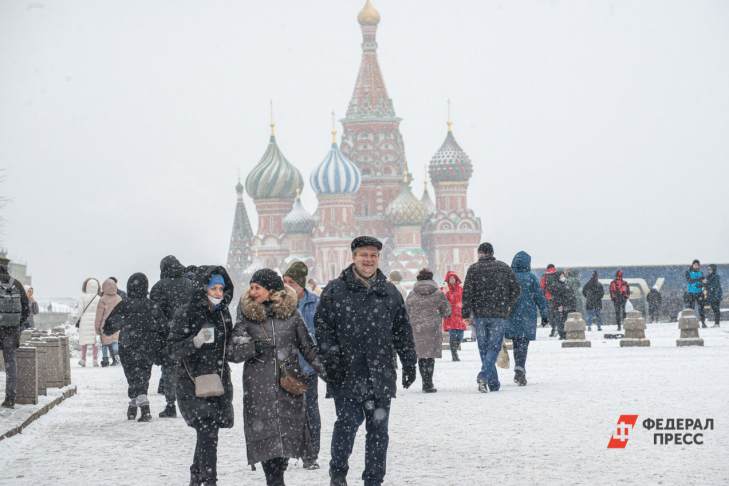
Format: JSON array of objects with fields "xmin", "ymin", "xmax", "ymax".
[
  {"xmin": 283, "ymin": 261, "xmax": 322, "ymax": 470},
  {"xmin": 685, "ymin": 259, "xmax": 707, "ymax": 328}
]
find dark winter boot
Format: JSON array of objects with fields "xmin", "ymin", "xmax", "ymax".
[
  {"xmin": 101, "ymin": 357, "xmax": 110, "ymax": 367},
  {"xmin": 330, "ymin": 473, "xmax": 348, "ymax": 486},
  {"xmin": 514, "ymin": 369, "xmax": 527, "ymax": 386},
  {"xmin": 138, "ymin": 404, "xmax": 152, "ymax": 422},
  {"xmin": 477, "ymin": 378, "xmax": 488, "ymax": 393},
  {"xmin": 127, "ymin": 405, "xmax": 137, "ymax": 420},
  {"xmin": 110, "ymin": 350, "xmax": 119, "ymax": 366},
  {"xmin": 1, "ymin": 398, "xmax": 15, "ymax": 409},
  {"xmin": 449, "ymin": 340, "xmax": 460, "ymax": 361},
  {"xmin": 188, "ymin": 470, "xmax": 202, "ymax": 486},
  {"xmin": 423, "ymin": 359, "xmax": 437, "ymax": 393},
  {"xmin": 157, "ymin": 377, "xmax": 165, "ymax": 395},
  {"xmin": 701, "ymin": 320, "xmax": 707, "ymax": 328},
  {"xmin": 159, "ymin": 402, "xmax": 177, "ymax": 418}
]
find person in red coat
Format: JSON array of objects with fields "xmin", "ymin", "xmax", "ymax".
[
  {"xmin": 609, "ymin": 270, "xmax": 631, "ymax": 331},
  {"xmin": 443, "ymin": 271, "xmax": 467, "ymax": 361}
]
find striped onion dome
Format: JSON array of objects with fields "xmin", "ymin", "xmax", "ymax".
[
  {"xmin": 283, "ymin": 196, "xmax": 315, "ymax": 234},
  {"xmin": 428, "ymin": 129, "xmax": 473, "ymax": 183},
  {"xmin": 386, "ymin": 178, "xmax": 428, "ymax": 226},
  {"xmin": 245, "ymin": 134, "xmax": 303, "ymax": 200},
  {"xmin": 310, "ymin": 141, "xmax": 362, "ymax": 195}
]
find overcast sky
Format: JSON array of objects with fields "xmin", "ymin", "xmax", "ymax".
[{"xmin": 1, "ymin": 0, "xmax": 728, "ymax": 298}]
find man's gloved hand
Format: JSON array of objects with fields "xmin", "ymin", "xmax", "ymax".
[
  {"xmin": 402, "ymin": 365, "xmax": 416, "ymax": 389},
  {"xmin": 192, "ymin": 327, "xmax": 213, "ymax": 349},
  {"xmin": 254, "ymin": 339, "xmax": 274, "ymax": 355}
]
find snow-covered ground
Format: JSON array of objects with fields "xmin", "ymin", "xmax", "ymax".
[{"xmin": 1, "ymin": 322, "xmax": 727, "ymax": 485}]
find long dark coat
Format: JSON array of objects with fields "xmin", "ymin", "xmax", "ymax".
[
  {"xmin": 167, "ymin": 266, "xmax": 235, "ymax": 431},
  {"xmin": 150, "ymin": 255, "xmax": 194, "ymax": 366},
  {"xmin": 406, "ymin": 280, "xmax": 451, "ymax": 359},
  {"xmin": 228, "ymin": 286, "xmax": 321, "ymax": 466},
  {"xmin": 315, "ymin": 265, "xmax": 417, "ymax": 401},
  {"xmin": 103, "ymin": 273, "xmax": 165, "ymax": 365}
]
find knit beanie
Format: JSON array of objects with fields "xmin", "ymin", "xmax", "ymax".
[
  {"xmin": 208, "ymin": 274, "xmax": 225, "ymax": 289},
  {"xmin": 250, "ymin": 269, "xmax": 284, "ymax": 292},
  {"xmin": 284, "ymin": 261, "xmax": 308, "ymax": 289}
]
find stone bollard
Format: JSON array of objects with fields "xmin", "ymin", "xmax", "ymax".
[
  {"xmin": 19, "ymin": 329, "xmax": 34, "ymax": 346},
  {"xmin": 677, "ymin": 309, "xmax": 704, "ymax": 347},
  {"xmin": 16, "ymin": 347, "xmax": 39, "ymax": 405},
  {"xmin": 620, "ymin": 311, "xmax": 651, "ymax": 347},
  {"xmin": 44, "ymin": 337, "xmax": 65, "ymax": 388},
  {"xmin": 25, "ymin": 338, "xmax": 49, "ymax": 395},
  {"xmin": 562, "ymin": 312, "xmax": 591, "ymax": 348}
]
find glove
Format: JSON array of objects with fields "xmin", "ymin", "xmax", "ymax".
[
  {"xmin": 402, "ymin": 365, "xmax": 416, "ymax": 389},
  {"xmin": 254, "ymin": 339, "xmax": 274, "ymax": 355},
  {"xmin": 192, "ymin": 327, "xmax": 212, "ymax": 349}
]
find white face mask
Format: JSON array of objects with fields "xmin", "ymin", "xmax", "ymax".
[
  {"xmin": 208, "ymin": 296, "xmax": 223, "ymax": 306},
  {"xmin": 559, "ymin": 276, "xmax": 566, "ymax": 282}
]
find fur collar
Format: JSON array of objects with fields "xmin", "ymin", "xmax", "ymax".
[{"xmin": 240, "ymin": 285, "xmax": 298, "ymax": 322}]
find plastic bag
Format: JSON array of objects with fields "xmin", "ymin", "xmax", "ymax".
[{"xmin": 496, "ymin": 340, "xmax": 510, "ymax": 369}]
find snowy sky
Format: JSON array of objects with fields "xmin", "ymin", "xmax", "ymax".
[{"xmin": 1, "ymin": 0, "xmax": 728, "ymax": 298}]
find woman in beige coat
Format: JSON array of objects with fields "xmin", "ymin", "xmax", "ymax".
[
  {"xmin": 95, "ymin": 278, "xmax": 122, "ymax": 366},
  {"xmin": 77, "ymin": 278, "xmax": 101, "ymax": 367}
]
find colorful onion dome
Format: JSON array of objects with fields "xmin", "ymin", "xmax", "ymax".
[
  {"xmin": 310, "ymin": 135, "xmax": 362, "ymax": 195},
  {"xmin": 283, "ymin": 196, "xmax": 315, "ymax": 234},
  {"xmin": 428, "ymin": 126, "xmax": 473, "ymax": 183},
  {"xmin": 245, "ymin": 132, "xmax": 303, "ymax": 200},
  {"xmin": 385, "ymin": 174, "xmax": 428, "ymax": 226}
]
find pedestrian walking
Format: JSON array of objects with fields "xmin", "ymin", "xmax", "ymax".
[
  {"xmin": 443, "ymin": 271, "xmax": 467, "ymax": 361},
  {"xmin": 283, "ymin": 261, "xmax": 322, "ymax": 470},
  {"xmin": 506, "ymin": 251, "xmax": 549, "ymax": 386},
  {"xmin": 565, "ymin": 269, "xmax": 585, "ymax": 316},
  {"xmin": 77, "ymin": 278, "xmax": 101, "ymax": 367},
  {"xmin": 308, "ymin": 278, "xmax": 322, "ymax": 296},
  {"xmin": 646, "ymin": 287, "xmax": 662, "ymax": 324},
  {"xmin": 0, "ymin": 259, "xmax": 30, "ymax": 409},
  {"xmin": 23, "ymin": 287, "xmax": 39, "ymax": 329},
  {"xmin": 462, "ymin": 242, "xmax": 520, "ymax": 393},
  {"xmin": 685, "ymin": 260, "xmax": 707, "ymax": 327},
  {"xmin": 168, "ymin": 267, "xmax": 235, "ymax": 486},
  {"xmin": 103, "ymin": 272, "xmax": 165, "ymax": 422},
  {"xmin": 705, "ymin": 264, "xmax": 723, "ymax": 327},
  {"xmin": 406, "ymin": 268, "xmax": 451, "ymax": 393},
  {"xmin": 609, "ymin": 271, "xmax": 630, "ymax": 331},
  {"xmin": 96, "ymin": 278, "xmax": 122, "ymax": 367},
  {"xmin": 150, "ymin": 255, "xmax": 194, "ymax": 418},
  {"xmin": 229, "ymin": 268, "xmax": 322, "ymax": 486},
  {"xmin": 540, "ymin": 264, "xmax": 559, "ymax": 337},
  {"xmin": 550, "ymin": 271, "xmax": 577, "ymax": 339},
  {"xmin": 582, "ymin": 271, "xmax": 605, "ymax": 331},
  {"xmin": 315, "ymin": 236, "xmax": 417, "ymax": 486}
]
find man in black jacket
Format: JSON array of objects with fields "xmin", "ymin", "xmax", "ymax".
[
  {"xmin": 582, "ymin": 271, "xmax": 605, "ymax": 331},
  {"xmin": 316, "ymin": 236, "xmax": 417, "ymax": 486},
  {"xmin": 646, "ymin": 287, "xmax": 662, "ymax": 323},
  {"xmin": 1, "ymin": 258, "xmax": 30, "ymax": 409},
  {"xmin": 150, "ymin": 255, "xmax": 194, "ymax": 418},
  {"xmin": 462, "ymin": 242, "xmax": 520, "ymax": 393}
]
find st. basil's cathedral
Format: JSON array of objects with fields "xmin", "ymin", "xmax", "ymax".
[{"xmin": 227, "ymin": 0, "xmax": 482, "ymax": 292}]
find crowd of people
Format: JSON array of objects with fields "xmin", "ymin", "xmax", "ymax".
[{"xmin": 0, "ymin": 241, "xmax": 724, "ymax": 485}]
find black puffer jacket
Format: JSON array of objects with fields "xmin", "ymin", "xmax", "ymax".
[
  {"xmin": 552, "ymin": 278, "xmax": 577, "ymax": 313},
  {"xmin": 315, "ymin": 265, "xmax": 417, "ymax": 401},
  {"xmin": 103, "ymin": 273, "xmax": 165, "ymax": 364},
  {"xmin": 167, "ymin": 266, "xmax": 235, "ymax": 430},
  {"xmin": 150, "ymin": 256, "xmax": 194, "ymax": 366},
  {"xmin": 582, "ymin": 275, "xmax": 605, "ymax": 311},
  {"xmin": 462, "ymin": 256, "xmax": 521, "ymax": 319}
]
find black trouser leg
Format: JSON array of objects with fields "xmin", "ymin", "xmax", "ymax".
[
  {"xmin": 193, "ymin": 426, "xmax": 219, "ymax": 483},
  {"xmin": 418, "ymin": 359, "xmax": 427, "ymax": 389},
  {"xmin": 162, "ymin": 362, "xmax": 177, "ymax": 405},
  {"xmin": 614, "ymin": 301, "xmax": 626, "ymax": 329},
  {"xmin": 303, "ymin": 374, "xmax": 321, "ymax": 463},
  {"xmin": 1, "ymin": 329, "xmax": 19, "ymax": 401},
  {"xmin": 512, "ymin": 337, "xmax": 529, "ymax": 374},
  {"xmin": 262, "ymin": 457, "xmax": 288, "ymax": 486},
  {"xmin": 710, "ymin": 301, "xmax": 721, "ymax": 326}
]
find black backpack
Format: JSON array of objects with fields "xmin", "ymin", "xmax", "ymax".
[{"xmin": 0, "ymin": 279, "xmax": 23, "ymax": 328}]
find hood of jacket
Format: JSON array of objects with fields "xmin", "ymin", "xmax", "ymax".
[
  {"xmin": 241, "ymin": 285, "xmax": 298, "ymax": 322},
  {"xmin": 709, "ymin": 264, "xmax": 717, "ymax": 274},
  {"xmin": 511, "ymin": 251, "xmax": 531, "ymax": 273},
  {"xmin": 615, "ymin": 270, "xmax": 623, "ymax": 279},
  {"xmin": 126, "ymin": 273, "xmax": 149, "ymax": 299},
  {"xmin": 160, "ymin": 255, "xmax": 185, "ymax": 279},
  {"xmin": 412, "ymin": 279, "xmax": 438, "ymax": 296},
  {"xmin": 101, "ymin": 278, "xmax": 118, "ymax": 297},
  {"xmin": 444, "ymin": 271, "xmax": 461, "ymax": 287},
  {"xmin": 190, "ymin": 265, "xmax": 234, "ymax": 311},
  {"xmin": 82, "ymin": 278, "xmax": 100, "ymax": 295}
]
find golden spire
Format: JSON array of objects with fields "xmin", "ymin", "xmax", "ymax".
[
  {"xmin": 358, "ymin": 0, "xmax": 381, "ymax": 26},
  {"xmin": 330, "ymin": 110, "xmax": 337, "ymax": 144},
  {"xmin": 269, "ymin": 99, "xmax": 276, "ymax": 136},
  {"xmin": 447, "ymin": 98, "xmax": 453, "ymax": 132}
]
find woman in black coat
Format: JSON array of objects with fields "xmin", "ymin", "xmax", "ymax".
[
  {"xmin": 104, "ymin": 272, "xmax": 165, "ymax": 421},
  {"xmin": 168, "ymin": 266, "xmax": 235, "ymax": 486},
  {"xmin": 551, "ymin": 271, "xmax": 577, "ymax": 339}
]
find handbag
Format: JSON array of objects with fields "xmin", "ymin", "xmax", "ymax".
[
  {"xmin": 74, "ymin": 294, "xmax": 99, "ymax": 328},
  {"xmin": 184, "ymin": 315, "xmax": 227, "ymax": 398},
  {"xmin": 260, "ymin": 322, "xmax": 308, "ymax": 396}
]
